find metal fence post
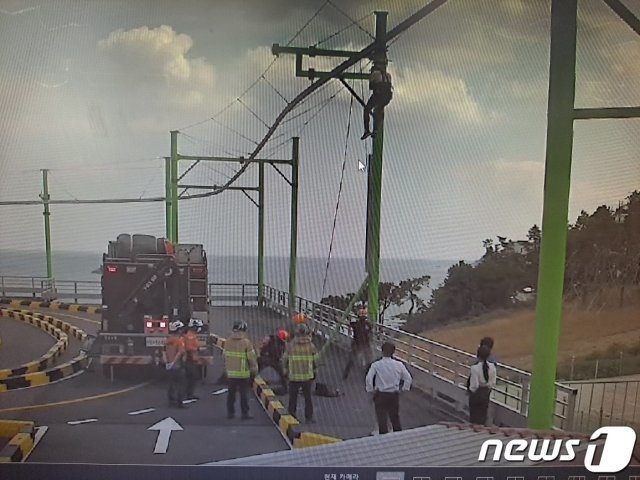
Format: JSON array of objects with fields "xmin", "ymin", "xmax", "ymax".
[
  {"xmin": 565, "ymin": 388, "xmax": 577, "ymax": 430},
  {"xmin": 595, "ymin": 359, "xmax": 599, "ymax": 380},
  {"xmin": 520, "ymin": 377, "xmax": 531, "ymax": 416}
]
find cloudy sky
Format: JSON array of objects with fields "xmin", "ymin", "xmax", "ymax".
[{"xmin": 0, "ymin": 0, "xmax": 639, "ymax": 263}]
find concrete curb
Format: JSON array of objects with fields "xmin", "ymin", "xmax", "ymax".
[
  {"xmin": 0, "ymin": 309, "xmax": 69, "ymax": 380},
  {"xmin": 0, "ymin": 420, "xmax": 35, "ymax": 462},
  {"xmin": 0, "ymin": 309, "xmax": 88, "ymax": 392},
  {"xmin": 0, "ymin": 298, "xmax": 101, "ymax": 315},
  {"xmin": 209, "ymin": 332, "xmax": 342, "ymax": 449}
]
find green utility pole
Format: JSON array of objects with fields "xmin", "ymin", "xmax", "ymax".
[
  {"xmin": 165, "ymin": 157, "xmax": 172, "ymax": 239},
  {"xmin": 40, "ymin": 169, "xmax": 53, "ymax": 279},
  {"xmin": 258, "ymin": 153, "xmax": 265, "ymax": 307},
  {"xmin": 289, "ymin": 137, "xmax": 300, "ymax": 318},
  {"xmin": 366, "ymin": 11, "xmax": 388, "ymax": 327},
  {"xmin": 170, "ymin": 130, "xmax": 179, "ymax": 243},
  {"xmin": 528, "ymin": 0, "xmax": 578, "ymax": 429}
]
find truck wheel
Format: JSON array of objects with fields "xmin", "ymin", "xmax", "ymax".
[{"xmin": 116, "ymin": 234, "xmax": 132, "ymax": 258}]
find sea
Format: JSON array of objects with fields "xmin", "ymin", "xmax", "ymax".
[{"xmin": 0, "ymin": 250, "xmax": 458, "ymax": 324}]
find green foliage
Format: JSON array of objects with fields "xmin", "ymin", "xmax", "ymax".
[
  {"xmin": 320, "ymin": 276, "xmax": 430, "ymax": 321},
  {"xmin": 408, "ymin": 190, "xmax": 640, "ymax": 332}
]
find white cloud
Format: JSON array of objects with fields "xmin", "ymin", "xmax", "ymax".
[
  {"xmin": 98, "ymin": 25, "xmax": 216, "ymax": 110},
  {"xmin": 391, "ymin": 66, "xmax": 486, "ymax": 125}
]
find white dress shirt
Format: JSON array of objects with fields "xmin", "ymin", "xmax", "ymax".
[
  {"xmin": 469, "ymin": 361, "xmax": 497, "ymax": 392},
  {"xmin": 366, "ymin": 356, "xmax": 412, "ymax": 393}
]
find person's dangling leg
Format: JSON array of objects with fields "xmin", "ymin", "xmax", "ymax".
[{"xmin": 362, "ymin": 96, "xmax": 375, "ymax": 140}]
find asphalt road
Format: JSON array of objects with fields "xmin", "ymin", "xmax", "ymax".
[
  {"xmin": 1, "ymin": 305, "xmax": 454, "ymax": 464},
  {"xmin": 1, "ymin": 308, "xmax": 288, "ymax": 464},
  {"xmin": 0, "ymin": 316, "xmax": 56, "ymax": 368}
]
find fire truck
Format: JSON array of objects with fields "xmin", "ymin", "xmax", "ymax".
[{"xmin": 94, "ymin": 233, "xmax": 214, "ymax": 379}]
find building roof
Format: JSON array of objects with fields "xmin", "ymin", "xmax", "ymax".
[{"xmin": 211, "ymin": 422, "xmax": 622, "ymax": 467}]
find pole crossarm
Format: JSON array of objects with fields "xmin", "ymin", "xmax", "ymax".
[
  {"xmin": 574, "ymin": 106, "xmax": 640, "ymax": 119},
  {"xmin": 177, "ymin": 0, "xmax": 449, "ymax": 201},
  {"xmin": 272, "ymin": 44, "xmax": 361, "ymax": 58},
  {"xmin": 178, "ymin": 184, "xmax": 260, "ymax": 192},
  {"xmin": 177, "ymin": 154, "xmax": 291, "ymax": 165},
  {"xmin": 603, "ymin": 0, "xmax": 640, "ymax": 36}
]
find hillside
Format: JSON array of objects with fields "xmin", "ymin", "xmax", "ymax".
[{"xmin": 422, "ymin": 303, "xmax": 640, "ymax": 374}]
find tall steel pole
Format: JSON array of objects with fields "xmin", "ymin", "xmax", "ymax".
[
  {"xmin": 528, "ymin": 0, "xmax": 578, "ymax": 429},
  {"xmin": 40, "ymin": 169, "xmax": 53, "ymax": 279},
  {"xmin": 258, "ymin": 155, "xmax": 265, "ymax": 306},
  {"xmin": 288, "ymin": 137, "xmax": 300, "ymax": 318},
  {"xmin": 366, "ymin": 11, "xmax": 388, "ymax": 326},
  {"xmin": 170, "ymin": 131, "xmax": 179, "ymax": 243},
  {"xmin": 165, "ymin": 157, "xmax": 172, "ymax": 239}
]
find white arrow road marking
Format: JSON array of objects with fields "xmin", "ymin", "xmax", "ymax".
[
  {"xmin": 148, "ymin": 417, "xmax": 183, "ymax": 454},
  {"xmin": 22, "ymin": 426, "xmax": 48, "ymax": 462},
  {"xmin": 182, "ymin": 399, "xmax": 197, "ymax": 404},
  {"xmin": 212, "ymin": 388, "xmax": 228, "ymax": 395},
  {"xmin": 67, "ymin": 419, "xmax": 98, "ymax": 425},
  {"xmin": 128, "ymin": 408, "xmax": 155, "ymax": 416}
]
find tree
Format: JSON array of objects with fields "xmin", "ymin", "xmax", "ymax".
[
  {"xmin": 527, "ymin": 224, "xmax": 541, "ymax": 247},
  {"xmin": 397, "ymin": 275, "xmax": 430, "ymax": 315}
]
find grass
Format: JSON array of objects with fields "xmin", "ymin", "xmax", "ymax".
[{"xmin": 420, "ymin": 301, "xmax": 640, "ymax": 376}]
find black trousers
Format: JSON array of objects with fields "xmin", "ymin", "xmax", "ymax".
[
  {"xmin": 288, "ymin": 380, "xmax": 313, "ymax": 420},
  {"xmin": 373, "ymin": 391, "xmax": 401, "ymax": 434},
  {"xmin": 227, "ymin": 378, "xmax": 250, "ymax": 415},
  {"xmin": 167, "ymin": 366, "xmax": 186, "ymax": 405},
  {"xmin": 185, "ymin": 359, "xmax": 199, "ymax": 397},
  {"xmin": 343, "ymin": 343, "xmax": 373, "ymax": 379},
  {"xmin": 363, "ymin": 90, "xmax": 392, "ymax": 133},
  {"xmin": 469, "ymin": 387, "xmax": 491, "ymax": 425}
]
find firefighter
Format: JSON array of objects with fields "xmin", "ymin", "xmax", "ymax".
[
  {"xmin": 283, "ymin": 323, "xmax": 318, "ymax": 423},
  {"xmin": 343, "ymin": 307, "xmax": 373, "ymax": 380},
  {"xmin": 258, "ymin": 329, "xmax": 289, "ymax": 392},
  {"xmin": 164, "ymin": 320, "xmax": 187, "ymax": 408},
  {"xmin": 361, "ymin": 67, "xmax": 393, "ymax": 140},
  {"xmin": 223, "ymin": 321, "xmax": 258, "ymax": 420},
  {"xmin": 184, "ymin": 318, "xmax": 204, "ymax": 400}
]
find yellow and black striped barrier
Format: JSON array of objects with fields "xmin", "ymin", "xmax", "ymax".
[
  {"xmin": 0, "ymin": 420, "xmax": 36, "ymax": 463},
  {"xmin": 0, "ymin": 310, "xmax": 69, "ymax": 380},
  {"xmin": 0, "ymin": 309, "xmax": 88, "ymax": 392},
  {"xmin": 0, "ymin": 298, "xmax": 101, "ymax": 315}
]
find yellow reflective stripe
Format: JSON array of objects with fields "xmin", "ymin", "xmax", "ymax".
[{"xmin": 288, "ymin": 355, "xmax": 313, "ymax": 360}]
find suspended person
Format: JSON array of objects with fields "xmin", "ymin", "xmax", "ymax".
[
  {"xmin": 258, "ymin": 329, "xmax": 289, "ymax": 393},
  {"xmin": 283, "ymin": 323, "xmax": 319, "ymax": 424},
  {"xmin": 343, "ymin": 307, "xmax": 373, "ymax": 380},
  {"xmin": 361, "ymin": 67, "xmax": 393, "ymax": 140},
  {"xmin": 467, "ymin": 344, "xmax": 497, "ymax": 425},
  {"xmin": 365, "ymin": 341, "xmax": 412, "ymax": 434},
  {"xmin": 223, "ymin": 321, "xmax": 258, "ymax": 420},
  {"xmin": 164, "ymin": 320, "xmax": 187, "ymax": 408},
  {"xmin": 183, "ymin": 318, "xmax": 204, "ymax": 400}
]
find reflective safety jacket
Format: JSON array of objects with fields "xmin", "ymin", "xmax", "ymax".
[
  {"xmin": 282, "ymin": 335, "xmax": 318, "ymax": 382},
  {"xmin": 165, "ymin": 335, "xmax": 185, "ymax": 365},
  {"xmin": 183, "ymin": 330, "xmax": 200, "ymax": 362},
  {"xmin": 223, "ymin": 332, "xmax": 258, "ymax": 379}
]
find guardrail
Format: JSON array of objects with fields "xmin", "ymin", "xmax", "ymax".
[
  {"xmin": 563, "ymin": 378, "xmax": 640, "ymax": 433},
  {"xmin": 0, "ymin": 275, "xmax": 55, "ymax": 299},
  {"xmin": 208, "ymin": 283, "xmax": 258, "ymax": 306},
  {"xmin": 263, "ymin": 285, "xmax": 577, "ymax": 431}
]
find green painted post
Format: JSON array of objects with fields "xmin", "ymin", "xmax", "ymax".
[
  {"xmin": 258, "ymin": 156, "xmax": 265, "ymax": 307},
  {"xmin": 367, "ymin": 11, "xmax": 388, "ymax": 327},
  {"xmin": 165, "ymin": 157, "xmax": 172, "ymax": 239},
  {"xmin": 289, "ymin": 137, "xmax": 300, "ymax": 318},
  {"xmin": 170, "ymin": 131, "xmax": 179, "ymax": 243},
  {"xmin": 41, "ymin": 169, "xmax": 53, "ymax": 279},
  {"xmin": 528, "ymin": 0, "xmax": 578, "ymax": 430}
]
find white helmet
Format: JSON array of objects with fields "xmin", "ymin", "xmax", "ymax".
[
  {"xmin": 188, "ymin": 318, "xmax": 204, "ymax": 330},
  {"xmin": 169, "ymin": 320, "xmax": 185, "ymax": 332}
]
